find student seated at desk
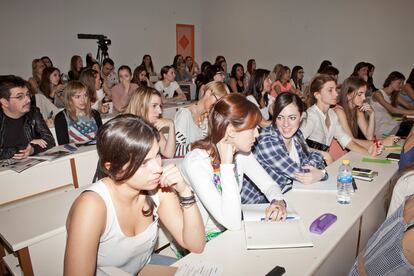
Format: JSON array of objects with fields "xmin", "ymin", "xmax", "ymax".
[
  {"xmin": 350, "ymin": 192, "xmax": 414, "ymax": 274},
  {"xmin": 0, "ymin": 75, "xmax": 55, "ymax": 160},
  {"xmin": 175, "ymin": 61, "xmax": 192, "ymax": 83},
  {"xmin": 334, "ymin": 77, "xmax": 397, "ymax": 144},
  {"xmin": 124, "ymin": 87, "xmax": 176, "ymax": 158},
  {"xmin": 54, "ymin": 81, "xmax": 102, "ymax": 145},
  {"xmin": 242, "ymin": 93, "xmax": 327, "ymax": 201},
  {"xmin": 154, "ymin": 65, "xmax": 186, "ymax": 101},
  {"xmin": 111, "ymin": 66, "xmax": 138, "ymax": 114},
  {"xmin": 371, "ymin": 71, "xmax": 414, "ymax": 138},
  {"xmin": 79, "ymin": 68, "xmax": 109, "ymax": 114},
  {"xmin": 244, "ymin": 68, "xmax": 273, "ymax": 123},
  {"xmin": 174, "ymin": 81, "xmax": 228, "ymax": 156},
  {"xmin": 301, "ymin": 75, "xmax": 381, "ymax": 164},
  {"xmin": 64, "ymin": 115, "xmax": 205, "ymax": 275},
  {"xmin": 181, "ymin": 94, "xmax": 287, "ymax": 243}
]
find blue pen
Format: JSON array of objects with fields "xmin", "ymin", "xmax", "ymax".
[{"xmin": 260, "ymin": 216, "xmax": 298, "ymax": 221}]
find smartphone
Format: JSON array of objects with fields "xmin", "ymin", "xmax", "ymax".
[
  {"xmin": 63, "ymin": 144, "xmax": 78, "ymax": 152},
  {"xmin": 386, "ymin": 153, "xmax": 400, "ymax": 161},
  {"xmin": 352, "ymin": 167, "xmax": 373, "ymax": 174}
]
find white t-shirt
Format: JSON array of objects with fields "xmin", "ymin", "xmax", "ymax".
[
  {"xmin": 154, "ymin": 81, "xmax": 180, "ymax": 98},
  {"xmin": 371, "ymin": 89, "xmax": 401, "ymax": 137},
  {"xmin": 91, "ymin": 88, "xmax": 105, "ymax": 110},
  {"xmin": 289, "ymin": 142, "xmax": 300, "ymax": 164},
  {"xmin": 181, "ymin": 149, "xmax": 284, "ymax": 234},
  {"xmin": 246, "ymin": 95, "xmax": 270, "ymax": 120},
  {"xmin": 300, "ymin": 104, "xmax": 352, "ymax": 148},
  {"xmin": 174, "ymin": 107, "xmax": 208, "ymax": 156},
  {"xmin": 387, "ymin": 172, "xmax": 414, "ymax": 218}
]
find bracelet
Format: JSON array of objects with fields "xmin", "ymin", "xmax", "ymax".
[{"xmin": 178, "ymin": 190, "xmax": 196, "ymax": 208}]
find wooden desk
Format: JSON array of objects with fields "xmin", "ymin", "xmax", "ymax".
[
  {"xmin": 162, "ymin": 101, "xmax": 192, "ymax": 120},
  {"xmin": 174, "ymin": 151, "xmax": 398, "ymax": 276},
  {"xmin": 0, "ymin": 186, "xmax": 90, "ymax": 276},
  {"xmin": 0, "ymin": 145, "xmax": 98, "ymax": 206}
]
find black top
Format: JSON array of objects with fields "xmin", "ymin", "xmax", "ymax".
[{"xmin": 3, "ymin": 115, "xmax": 28, "ymax": 149}]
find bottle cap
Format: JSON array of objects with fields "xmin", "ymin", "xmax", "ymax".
[{"xmin": 342, "ymin": 159, "xmax": 350, "ymax": 165}]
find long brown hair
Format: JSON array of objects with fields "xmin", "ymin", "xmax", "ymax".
[
  {"xmin": 70, "ymin": 55, "xmax": 82, "ymax": 80},
  {"xmin": 305, "ymin": 74, "xmax": 336, "ymax": 107},
  {"xmin": 97, "ymin": 114, "xmax": 160, "ymax": 216},
  {"xmin": 39, "ymin": 67, "xmax": 61, "ymax": 98},
  {"xmin": 79, "ymin": 68, "xmax": 99, "ymax": 103},
  {"xmin": 192, "ymin": 94, "xmax": 262, "ymax": 165},
  {"xmin": 338, "ymin": 77, "xmax": 367, "ymax": 138}
]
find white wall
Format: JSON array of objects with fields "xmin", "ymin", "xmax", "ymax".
[
  {"xmin": 0, "ymin": 0, "xmax": 202, "ymax": 79},
  {"xmin": 200, "ymin": 0, "xmax": 414, "ymax": 86},
  {"xmin": 1, "ymin": 0, "xmax": 413, "ymax": 86}
]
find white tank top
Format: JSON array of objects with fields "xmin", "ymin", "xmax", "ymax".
[
  {"xmin": 371, "ymin": 89, "xmax": 400, "ymax": 137},
  {"xmin": 86, "ymin": 181, "xmax": 159, "ymax": 275}
]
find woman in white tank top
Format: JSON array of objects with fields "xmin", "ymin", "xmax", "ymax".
[
  {"xmin": 64, "ymin": 115, "xmax": 205, "ymax": 276},
  {"xmin": 371, "ymin": 71, "xmax": 414, "ymax": 137}
]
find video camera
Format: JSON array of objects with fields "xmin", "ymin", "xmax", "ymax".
[{"xmin": 77, "ymin": 34, "xmax": 111, "ymax": 63}]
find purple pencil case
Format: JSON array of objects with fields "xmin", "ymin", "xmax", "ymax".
[{"xmin": 309, "ymin": 213, "xmax": 337, "ymax": 234}]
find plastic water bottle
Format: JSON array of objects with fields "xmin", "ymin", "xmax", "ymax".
[{"xmin": 337, "ymin": 159, "xmax": 353, "ymax": 204}]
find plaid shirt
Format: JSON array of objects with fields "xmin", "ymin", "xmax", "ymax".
[{"xmin": 241, "ymin": 125, "xmax": 325, "ymax": 204}]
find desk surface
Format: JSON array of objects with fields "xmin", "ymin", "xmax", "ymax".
[
  {"xmin": 0, "ymin": 145, "xmax": 96, "ymax": 175},
  {"xmin": 174, "ymin": 151, "xmax": 398, "ymax": 275},
  {"xmin": 0, "ymin": 186, "xmax": 89, "ymax": 251}
]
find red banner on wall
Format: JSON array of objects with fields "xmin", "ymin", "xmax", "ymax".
[{"xmin": 176, "ymin": 24, "xmax": 195, "ymax": 59}]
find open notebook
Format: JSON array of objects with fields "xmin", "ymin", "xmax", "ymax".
[
  {"xmin": 292, "ymin": 179, "xmax": 337, "ymax": 192},
  {"xmin": 242, "ymin": 204, "xmax": 313, "ymax": 250}
]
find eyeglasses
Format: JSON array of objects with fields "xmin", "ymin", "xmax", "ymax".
[{"xmin": 9, "ymin": 93, "xmax": 31, "ymax": 101}]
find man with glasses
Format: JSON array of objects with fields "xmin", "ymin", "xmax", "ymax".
[{"xmin": 0, "ymin": 75, "xmax": 55, "ymax": 160}]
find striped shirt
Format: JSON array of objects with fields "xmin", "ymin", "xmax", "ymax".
[{"xmin": 349, "ymin": 196, "xmax": 414, "ymax": 275}]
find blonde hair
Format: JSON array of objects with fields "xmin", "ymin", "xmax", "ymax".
[
  {"xmin": 31, "ymin": 58, "xmax": 43, "ymax": 83},
  {"xmin": 63, "ymin": 81, "xmax": 92, "ymax": 121},
  {"xmin": 124, "ymin": 86, "xmax": 162, "ymax": 120},
  {"xmin": 202, "ymin": 81, "xmax": 229, "ymax": 99}
]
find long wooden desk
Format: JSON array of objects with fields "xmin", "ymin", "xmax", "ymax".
[
  {"xmin": 0, "ymin": 145, "xmax": 98, "ymax": 206},
  {"xmin": 0, "ymin": 186, "xmax": 90, "ymax": 276},
  {"xmin": 174, "ymin": 151, "xmax": 398, "ymax": 276}
]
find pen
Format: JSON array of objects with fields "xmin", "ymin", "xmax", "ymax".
[
  {"xmin": 352, "ymin": 178, "xmax": 358, "ymax": 191},
  {"xmin": 260, "ymin": 216, "xmax": 298, "ymax": 221},
  {"xmin": 373, "ymin": 135, "xmax": 379, "ymax": 148}
]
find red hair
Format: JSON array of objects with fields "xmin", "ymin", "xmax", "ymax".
[{"xmin": 192, "ymin": 93, "xmax": 262, "ymax": 165}]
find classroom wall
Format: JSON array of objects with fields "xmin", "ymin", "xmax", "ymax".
[
  {"xmin": 1, "ymin": 0, "xmax": 413, "ymax": 86},
  {"xmin": 200, "ymin": 0, "xmax": 414, "ymax": 86},
  {"xmin": 0, "ymin": 0, "xmax": 202, "ymax": 79}
]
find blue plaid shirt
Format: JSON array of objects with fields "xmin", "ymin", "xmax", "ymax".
[{"xmin": 241, "ymin": 125, "xmax": 325, "ymax": 204}]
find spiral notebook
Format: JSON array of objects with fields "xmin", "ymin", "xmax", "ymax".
[
  {"xmin": 244, "ymin": 219, "xmax": 313, "ymax": 250},
  {"xmin": 242, "ymin": 204, "xmax": 313, "ymax": 250}
]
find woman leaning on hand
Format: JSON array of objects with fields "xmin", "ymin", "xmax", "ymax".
[{"xmin": 64, "ymin": 114, "xmax": 204, "ymax": 276}]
